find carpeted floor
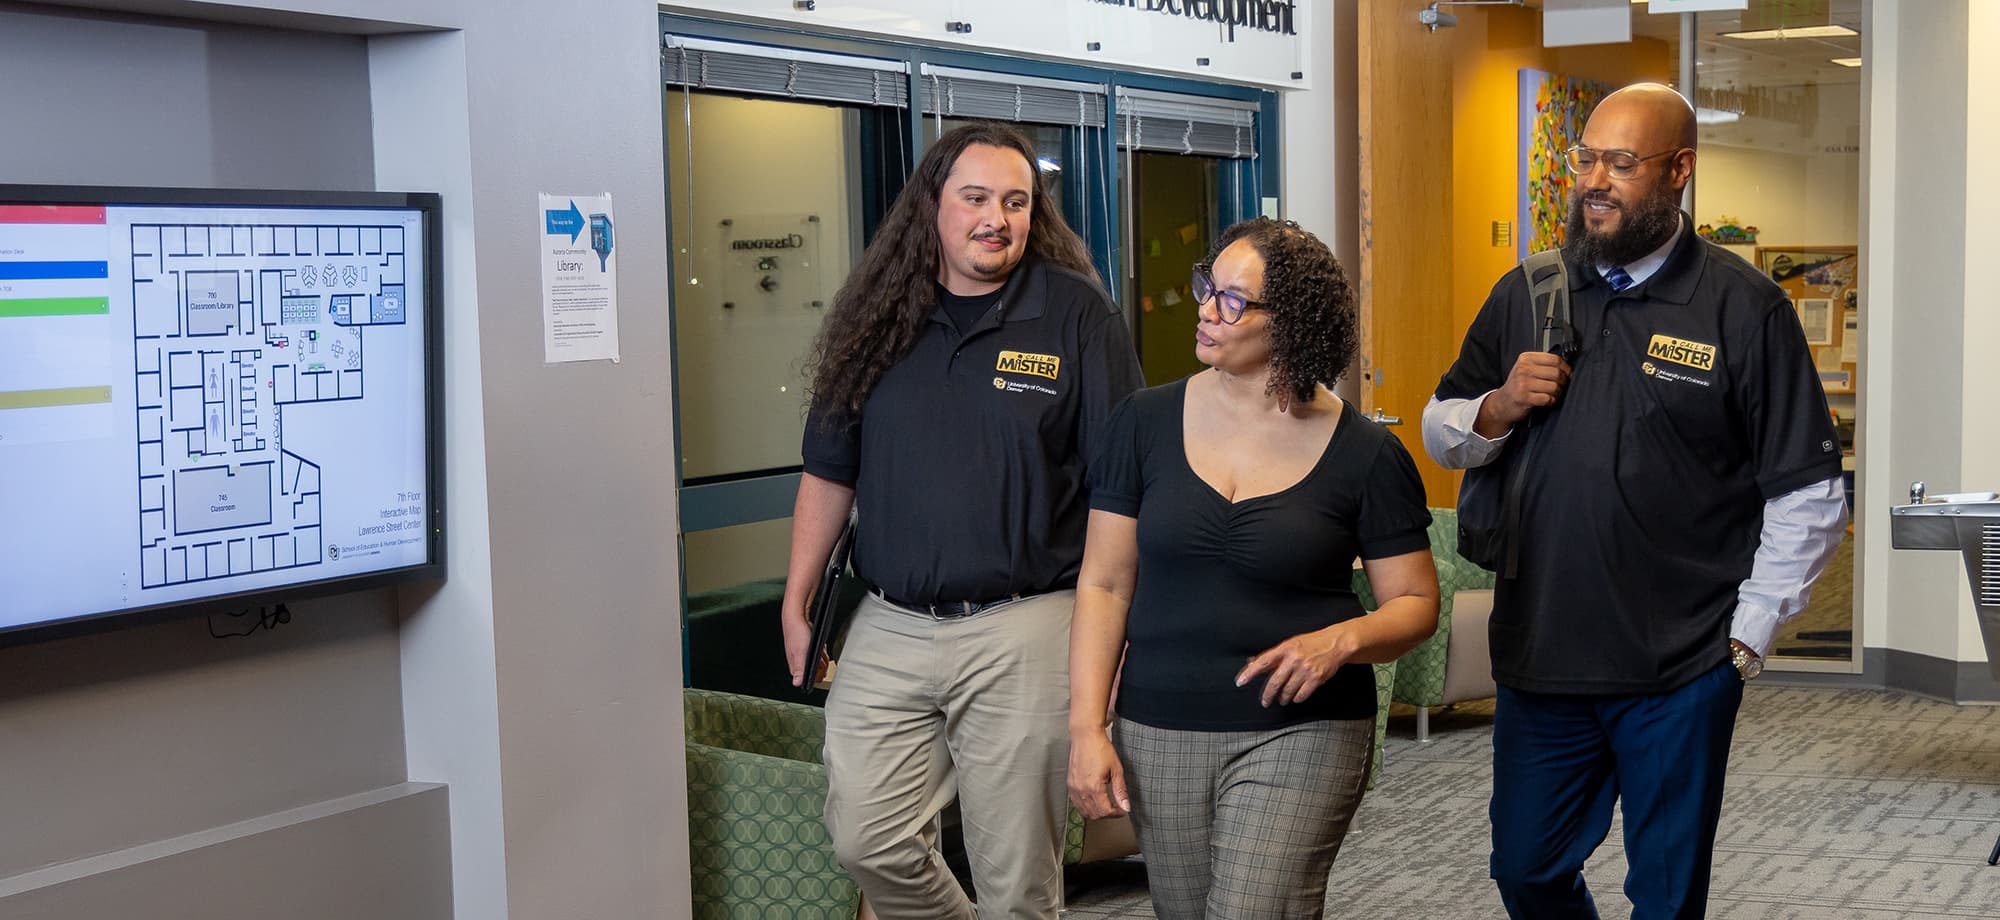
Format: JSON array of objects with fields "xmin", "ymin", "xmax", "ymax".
[{"xmin": 1061, "ymin": 686, "xmax": 2000, "ymax": 918}]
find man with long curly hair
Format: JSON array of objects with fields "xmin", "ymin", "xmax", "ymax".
[{"xmin": 779, "ymin": 122, "xmax": 1143, "ymax": 920}]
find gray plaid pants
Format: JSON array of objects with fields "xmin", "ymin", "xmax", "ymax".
[{"xmin": 1114, "ymin": 716, "xmax": 1372, "ymax": 920}]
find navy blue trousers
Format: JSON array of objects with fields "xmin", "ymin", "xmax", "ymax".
[{"xmin": 1489, "ymin": 660, "xmax": 1743, "ymax": 920}]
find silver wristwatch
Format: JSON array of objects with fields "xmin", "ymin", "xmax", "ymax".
[{"xmin": 1730, "ymin": 642, "xmax": 1764, "ymax": 681}]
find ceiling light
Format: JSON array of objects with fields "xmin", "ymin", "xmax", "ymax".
[
  {"xmin": 1720, "ymin": 25, "xmax": 1859, "ymax": 40},
  {"xmin": 1831, "ymin": 57, "xmax": 1862, "ymax": 67}
]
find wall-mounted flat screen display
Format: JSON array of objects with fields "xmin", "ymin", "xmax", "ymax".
[{"xmin": 0, "ymin": 187, "xmax": 443, "ymax": 638}]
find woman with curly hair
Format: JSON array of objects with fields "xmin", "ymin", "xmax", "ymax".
[{"xmin": 1066, "ymin": 217, "xmax": 1441, "ymax": 919}]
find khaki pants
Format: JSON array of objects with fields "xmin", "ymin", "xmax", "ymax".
[{"xmin": 823, "ymin": 590, "xmax": 1074, "ymax": 920}]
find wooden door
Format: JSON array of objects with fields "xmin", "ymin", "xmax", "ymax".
[{"xmin": 1357, "ymin": 0, "xmax": 1461, "ymax": 506}]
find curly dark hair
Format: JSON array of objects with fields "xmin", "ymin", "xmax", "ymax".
[
  {"xmin": 1204, "ymin": 217, "xmax": 1357, "ymax": 407},
  {"xmin": 806, "ymin": 122, "xmax": 1099, "ymax": 423}
]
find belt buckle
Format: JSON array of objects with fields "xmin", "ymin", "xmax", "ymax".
[
  {"xmin": 889, "ymin": 592, "xmax": 1023, "ymax": 620},
  {"xmin": 929, "ymin": 600, "xmax": 978, "ymax": 620}
]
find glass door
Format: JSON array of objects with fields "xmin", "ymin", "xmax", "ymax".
[
  {"xmin": 664, "ymin": 35, "xmax": 909, "ymax": 698},
  {"xmin": 1114, "ymin": 88, "xmax": 1264, "ymax": 384},
  {"xmin": 1129, "ymin": 151, "xmax": 1222, "ymax": 385}
]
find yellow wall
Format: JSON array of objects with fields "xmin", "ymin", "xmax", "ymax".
[{"xmin": 1448, "ymin": 8, "xmax": 1673, "ymax": 335}]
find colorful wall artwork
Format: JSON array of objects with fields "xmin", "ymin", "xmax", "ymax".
[
  {"xmin": 1697, "ymin": 216, "xmax": 1760, "ymax": 245},
  {"xmin": 1518, "ymin": 69, "xmax": 1614, "ymax": 258}
]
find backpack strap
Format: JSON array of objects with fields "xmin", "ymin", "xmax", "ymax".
[
  {"xmin": 1520, "ymin": 248, "xmax": 1573, "ymax": 357},
  {"xmin": 1493, "ymin": 250, "xmax": 1573, "ymax": 578}
]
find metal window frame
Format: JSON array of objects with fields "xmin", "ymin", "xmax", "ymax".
[{"xmin": 659, "ymin": 11, "xmax": 1283, "ymax": 679}]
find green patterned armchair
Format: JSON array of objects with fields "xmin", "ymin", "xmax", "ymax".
[
  {"xmin": 685, "ymin": 688, "xmax": 863, "ymax": 920},
  {"xmin": 687, "ymin": 686, "xmax": 1138, "ymax": 917},
  {"xmin": 1062, "ymin": 807, "xmax": 1139, "ymax": 867},
  {"xmin": 1353, "ymin": 508, "xmax": 1497, "ymax": 742},
  {"xmin": 1371, "ymin": 660, "xmax": 1396, "ymax": 785}
]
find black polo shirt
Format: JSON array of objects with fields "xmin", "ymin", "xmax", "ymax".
[
  {"xmin": 801, "ymin": 253, "xmax": 1145, "ymax": 604},
  {"xmin": 1436, "ymin": 226, "xmax": 1842, "ymax": 694}
]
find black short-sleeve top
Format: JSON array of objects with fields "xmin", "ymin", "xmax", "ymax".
[{"xmin": 1088, "ymin": 378, "xmax": 1432, "ymax": 731}]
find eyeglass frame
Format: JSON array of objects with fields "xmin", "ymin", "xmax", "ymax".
[
  {"xmin": 1563, "ymin": 145, "xmax": 1687, "ymax": 181},
  {"xmin": 1191, "ymin": 262, "xmax": 1265, "ymax": 325}
]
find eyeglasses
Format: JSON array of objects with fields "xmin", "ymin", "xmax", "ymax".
[
  {"xmin": 1564, "ymin": 145, "xmax": 1682, "ymax": 180},
  {"xmin": 1191, "ymin": 263, "xmax": 1264, "ymax": 325}
]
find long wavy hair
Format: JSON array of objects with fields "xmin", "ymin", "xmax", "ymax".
[
  {"xmin": 1205, "ymin": 217, "xmax": 1358, "ymax": 407},
  {"xmin": 807, "ymin": 122, "xmax": 1098, "ymax": 424}
]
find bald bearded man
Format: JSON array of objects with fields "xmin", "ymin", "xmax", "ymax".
[{"xmin": 1423, "ymin": 84, "xmax": 1848, "ymax": 919}]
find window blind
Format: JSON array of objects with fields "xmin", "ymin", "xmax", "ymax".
[
  {"xmin": 1116, "ymin": 88, "xmax": 1259, "ymax": 159},
  {"xmin": 663, "ymin": 35, "xmax": 909, "ymax": 108},
  {"xmin": 919, "ymin": 65, "xmax": 1107, "ymax": 128}
]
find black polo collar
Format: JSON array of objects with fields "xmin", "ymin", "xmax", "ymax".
[
  {"xmin": 1566, "ymin": 210, "xmax": 1705, "ymax": 306},
  {"xmin": 929, "ymin": 252, "xmax": 1049, "ymax": 337}
]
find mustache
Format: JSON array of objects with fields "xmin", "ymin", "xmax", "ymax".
[
  {"xmin": 971, "ymin": 231, "xmax": 1011, "ymax": 243},
  {"xmin": 1578, "ymin": 191, "xmax": 1621, "ymax": 210}
]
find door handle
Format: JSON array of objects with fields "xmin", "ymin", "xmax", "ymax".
[{"xmin": 1370, "ymin": 408, "xmax": 1403, "ymax": 426}]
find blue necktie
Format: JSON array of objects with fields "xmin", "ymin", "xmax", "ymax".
[{"xmin": 1604, "ymin": 266, "xmax": 1635, "ymax": 292}]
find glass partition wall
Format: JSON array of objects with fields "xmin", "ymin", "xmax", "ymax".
[
  {"xmin": 662, "ymin": 20, "xmax": 1277, "ymax": 691},
  {"xmin": 1651, "ymin": 0, "xmax": 1864, "ymax": 666}
]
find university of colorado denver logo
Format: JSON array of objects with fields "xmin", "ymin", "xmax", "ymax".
[
  {"xmin": 1645, "ymin": 334, "xmax": 1717, "ymax": 371},
  {"xmin": 996, "ymin": 350, "xmax": 1061, "ymax": 381}
]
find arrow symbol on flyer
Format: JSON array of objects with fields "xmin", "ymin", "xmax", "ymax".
[{"xmin": 544, "ymin": 200, "xmax": 584, "ymax": 243}]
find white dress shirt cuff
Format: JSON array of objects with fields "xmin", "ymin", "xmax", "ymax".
[
  {"xmin": 1729, "ymin": 601, "xmax": 1782, "ymax": 659},
  {"xmin": 1422, "ymin": 393, "xmax": 1512, "ymax": 470}
]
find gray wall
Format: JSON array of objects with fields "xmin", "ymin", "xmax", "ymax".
[
  {"xmin": 368, "ymin": 29, "xmax": 513, "ymax": 920},
  {"xmin": 0, "ymin": 595, "xmax": 404, "ymax": 878},
  {"xmin": 0, "ymin": 5, "xmax": 375, "ymax": 189},
  {"xmin": 1884, "ymin": 0, "xmax": 1968, "ymax": 653},
  {"xmin": 1262, "ymin": 0, "xmax": 1360, "ymax": 401},
  {"xmin": 449, "ymin": 1, "xmax": 688, "ymax": 912},
  {"xmin": 2, "ymin": 0, "xmax": 692, "ymax": 916},
  {"xmin": 369, "ymin": 0, "xmax": 693, "ymax": 911},
  {"xmin": 1855, "ymin": 0, "xmax": 1990, "ymax": 693},
  {"xmin": 0, "ymin": 6, "xmax": 443, "ymax": 910},
  {"xmin": 0, "ymin": 784, "xmax": 451, "ymax": 920}
]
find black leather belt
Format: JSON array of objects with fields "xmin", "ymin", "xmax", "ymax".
[{"xmin": 873, "ymin": 588, "xmax": 1024, "ymax": 620}]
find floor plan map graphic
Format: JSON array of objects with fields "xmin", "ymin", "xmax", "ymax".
[{"xmin": 131, "ymin": 222, "xmax": 409, "ymax": 589}]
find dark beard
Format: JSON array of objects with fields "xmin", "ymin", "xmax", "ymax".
[{"xmin": 1561, "ymin": 184, "xmax": 1681, "ymax": 268}]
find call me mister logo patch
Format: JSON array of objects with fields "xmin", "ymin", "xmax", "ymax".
[
  {"xmin": 994, "ymin": 350, "xmax": 1061, "ymax": 396},
  {"xmin": 996, "ymin": 350, "xmax": 1061, "ymax": 381},
  {"xmin": 1643, "ymin": 335, "xmax": 1718, "ymax": 388}
]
